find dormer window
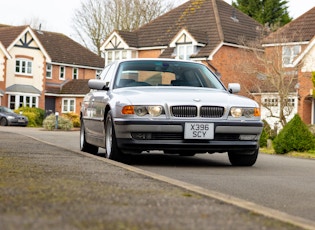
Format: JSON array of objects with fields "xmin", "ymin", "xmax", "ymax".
[
  {"xmin": 177, "ymin": 44, "xmax": 194, "ymax": 60},
  {"xmin": 282, "ymin": 45, "xmax": 301, "ymax": 67},
  {"xmin": 106, "ymin": 50, "xmax": 136, "ymax": 65}
]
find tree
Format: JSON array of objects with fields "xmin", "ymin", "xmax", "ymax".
[
  {"xmin": 72, "ymin": 0, "xmax": 174, "ymax": 56},
  {"xmin": 232, "ymin": 0, "xmax": 292, "ymax": 29},
  {"xmin": 273, "ymin": 114, "xmax": 315, "ymax": 154},
  {"xmin": 233, "ymin": 32, "xmax": 301, "ymax": 129}
]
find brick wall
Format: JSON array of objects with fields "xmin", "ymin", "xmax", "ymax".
[
  {"xmin": 138, "ymin": 49, "xmax": 162, "ymax": 58},
  {"xmin": 298, "ymin": 71, "xmax": 313, "ymax": 124}
]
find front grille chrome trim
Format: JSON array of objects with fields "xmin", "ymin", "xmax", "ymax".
[{"xmin": 171, "ymin": 105, "xmax": 224, "ymax": 118}]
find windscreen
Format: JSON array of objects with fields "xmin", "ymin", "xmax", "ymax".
[{"xmin": 114, "ymin": 60, "xmax": 225, "ymax": 90}]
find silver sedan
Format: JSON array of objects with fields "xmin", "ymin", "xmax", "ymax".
[{"xmin": 80, "ymin": 59, "xmax": 263, "ymax": 166}]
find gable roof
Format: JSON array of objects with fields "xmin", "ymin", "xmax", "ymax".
[
  {"xmin": 0, "ymin": 41, "xmax": 11, "ymax": 59},
  {"xmin": 263, "ymin": 7, "xmax": 315, "ymax": 44},
  {"xmin": 109, "ymin": 0, "xmax": 262, "ymax": 59},
  {"xmin": 0, "ymin": 24, "xmax": 28, "ymax": 47},
  {"xmin": 35, "ymin": 30, "xmax": 104, "ymax": 68},
  {"xmin": 0, "ymin": 24, "xmax": 104, "ymax": 69}
]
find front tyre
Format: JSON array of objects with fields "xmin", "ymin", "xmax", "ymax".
[
  {"xmin": 105, "ymin": 111, "xmax": 123, "ymax": 161},
  {"xmin": 80, "ymin": 119, "xmax": 98, "ymax": 154},
  {"xmin": 0, "ymin": 117, "xmax": 8, "ymax": 126},
  {"xmin": 228, "ymin": 148, "xmax": 259, "ymax": 166}
]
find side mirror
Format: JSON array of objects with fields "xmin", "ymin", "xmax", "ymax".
[
  {"xmin": 88, "ymin": 79, "xmax": 109, "ymax": 91},
  {"xmin": 228, "ymin": 83, "xmax": 240, "ymax": 94}
]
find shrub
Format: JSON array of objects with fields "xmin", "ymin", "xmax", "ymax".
[
  {"xmin": 43, "ymin": 114, "xmax": 73, "ymax": 131},
  {"xmin": 63, "ymin": 113, "xmax": 80, "ymax": 127},
  {"xmin": 14, "ymin": 107, "xmax": 45, "ymax": 127},
  {"xmin": 273, "ymin": 114, "xmax": 315, "ymax": 154},
  {"xmin": 259, "ymin": 120, "xmax": 272, "ymax": 147}
]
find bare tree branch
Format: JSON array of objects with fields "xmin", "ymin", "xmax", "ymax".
[{"xmin": 72, "ymin": 0, "xmax": 174, "ymax": 56}]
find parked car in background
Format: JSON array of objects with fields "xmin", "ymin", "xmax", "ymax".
[
  {"xmin": 80, "ymin": 59, "xmax": 263, "ymax": 166},
  {"xmin": 0, "ymin": 106, "xmax": 28, "ymax": 127}
]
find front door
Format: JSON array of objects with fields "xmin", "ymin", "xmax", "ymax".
[{"xmin": 45, "ymin": 96, "xmax": 55, "ymax": 116}]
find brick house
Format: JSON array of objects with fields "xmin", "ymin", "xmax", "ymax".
[
  {"xmin": 259, "ymin": 7, "xmax": 315, "ymax": 127},
  {"xmin": 100, "ymin": 0, "xmax": 263, "ymax": 96},
  {"xmin": 0, "ymin": 24, "xmax": 104, "ymax": 116}
]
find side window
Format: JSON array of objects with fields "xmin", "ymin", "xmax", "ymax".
[
  {"xmin": 99, "ymin": 65, "xmax": 111, "ymax": 80},
  {"xmin": 104, "ymin": 64, "xmax": 116, "ymax": 86}
]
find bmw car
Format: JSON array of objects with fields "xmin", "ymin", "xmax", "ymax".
[
  {"xmin": 80, "ymin": 59, "xmax": 263, "ymax": 166},
  {"xmin": 0, "ymin": 106, "xmax": 28, "ymax": 126}
]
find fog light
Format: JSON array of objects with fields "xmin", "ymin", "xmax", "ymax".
[{"xmin": 239, "ymin": 135, "xmax": 257, "ymax": 140}]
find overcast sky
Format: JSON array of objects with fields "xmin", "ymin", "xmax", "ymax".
[{"xmin": 0, "ymin": 0, "xmax": 314, "ymax": 39}]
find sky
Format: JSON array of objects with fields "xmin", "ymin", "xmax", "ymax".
[{"xmin": 0, "ymin": 0, "xmax": 314, "ymax": 40}]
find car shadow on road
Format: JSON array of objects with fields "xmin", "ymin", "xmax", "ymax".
[{"xmin": 97, "ymin": 151, "xmax": 231, "ymax": 167}]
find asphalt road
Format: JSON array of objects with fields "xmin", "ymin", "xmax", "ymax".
[{"xmin": 1, "ymin": 126, "xmax": 315, "ymax": 229}]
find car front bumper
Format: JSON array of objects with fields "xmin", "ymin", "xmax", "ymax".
[
  {"xmin": 7, "ymin": 118, "xmax": 28, "ymax": 126},
  {"xmin": 114, "ymin": 119, "xmax": 263, "ymax": 153}
]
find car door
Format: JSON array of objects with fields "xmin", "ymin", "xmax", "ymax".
[{"xmin": 87, "ymin": 63, "xmax": 117, "ymax": 141}]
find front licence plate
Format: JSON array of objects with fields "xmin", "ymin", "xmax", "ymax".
[{"xmin": 184, "ymin": 123, "xmax": 214, "ymax": 139}]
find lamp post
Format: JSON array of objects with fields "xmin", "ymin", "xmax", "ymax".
[{"xmin": 55, "ymin": 112, "xmax": 59, "ymax": 130}]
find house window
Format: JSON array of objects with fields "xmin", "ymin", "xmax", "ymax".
[
  {"xmin": 8, "ymin": 95, "xmax": 38, "ymax": 109},
  {"xmin": 62, "ymin": 98, "xmax": 75, "ymax": 113},
  {"xmin": 15, "ymin": 59, "xmax": 32, "ymax": 75},
  {"xmin": 282, "ymin": 45, "xmax": 301, "ymax": 67},
  {"xmin": 285, "ymin": 98, "xmax": 295, "ymax": 107},
  {"xmin": 264, "ymin": 98, "xmax": 278, "ymax": 107},
  {"xmin": 96, "ymin": 70, "xmax": 102, "ymax": 79},
  {"xmin": 46, "ymin": 63, "xmax": 52, "ymax": 78},
  {"xmin": 177, "ymin": 44, "xmax": 194, "ymax": 60},
  {"xmin": 73, "ymin": 68, "xmax": 78, "ymax": 79},
  {"xmin": 106, "ymin": 50, "xmax": 133, "ymax": 65},
  {"xmin": 59, "ymin": 66, "xmax": 65, "ymax": 80}
]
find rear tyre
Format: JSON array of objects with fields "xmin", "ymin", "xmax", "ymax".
[
  {"xmin": 105, "ymin": 111, "xmax": 123, "ymax": 161},
  {"xmin": 0, "ymin": 118, "xmax": 8, "ymax": 126},
  {"xmin": 228, "ymin": 148, "xmax": 259, "ymax": 166},
  {"xmin": 80, "ymin": 119, "xmax": 98, "ymax": 154}
]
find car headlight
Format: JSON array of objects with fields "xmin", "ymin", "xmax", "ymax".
[
  {"xmin": 122, "ymin": 105, "xmax": 164, "ymax": 117},
  {"xmin": 134, "ymin": 106, "xmax": 147, "ymax": 116},
  {"xmin": 230, "ymin": 107, "xmax": 260, "ymax": 118},
  {"xmin": 7, "ymin": 115, "xmax": 15, "ymax": 120},
  {"xmin": 147, "ymin": 106, "xmax": 163, "ymax": 116}
]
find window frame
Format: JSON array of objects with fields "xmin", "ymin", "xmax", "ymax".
[
  {"xmin": 8, "ymin": 94, "xmax": 38, "ymax": 109},
  {"xmin": 105, "ymin": 50, "xmax": 135, "ymax": 65},
  {"xmin": 72, "ymin": 67, "xmax": 78, "ymax": 79},
  {"xmin": 46, "ymin": 63, "xmax": 52, "ymax": 79},
  {"xmin": 62, "ymin": 98, "xmax": 76, "ymax": 113},
  {"xmin": 15, "ymin": 58, "xmax": 33, "ymax": 75},
  {"xmin": 59, "ymin": 66, "xmax": 66, "ymax": 80},
  {"xmin": 282, "ymin": 45, "xmax": 301, "ymax": 67},
  {"xmin": 176, "ymin": 44, "xmax": 195, "ymax": 60}
]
